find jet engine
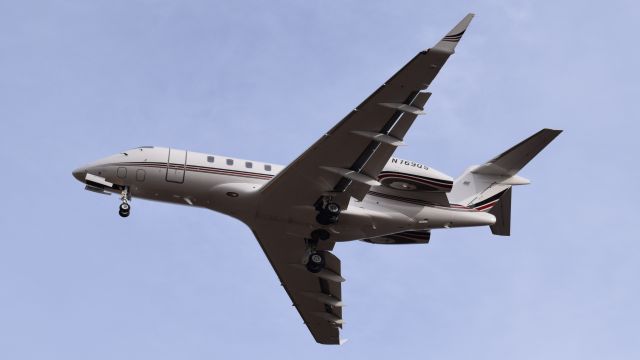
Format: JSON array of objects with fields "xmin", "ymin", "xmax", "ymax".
[{"xmin": 378, "ymin": 158, "xmax": 453, "ymax": 192}]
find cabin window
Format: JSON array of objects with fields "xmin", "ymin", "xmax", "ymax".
[
  {"xmin": 226, "ymin": 159, "xmax": 234, "ymax": 166},
  {"xmin": 245, "ymin": 161, "xmax": 253, "ymax": 169},
  {"xmin": 207, "ymin": 156, "xmax": 215, "ymax": 163},
  {"xmin": 117, "ymin": 167, "xmax": 127, "ymax": 178},
  {"xmin": 136, "ymin": 169, "xmax": 146, "ymax": 181},
  {"xmin": 264, "ymin": 164, "xmax": 272, "ymax": 171}
]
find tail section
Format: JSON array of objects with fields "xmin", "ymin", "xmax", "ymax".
[{"xmin": 448, "ymin": 129, "xmax": 562, "ymax": 235}]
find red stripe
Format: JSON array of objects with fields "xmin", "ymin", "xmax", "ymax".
[{"xmin": 475, "ymin": 201, "xmax": 498, "ymax": 211}]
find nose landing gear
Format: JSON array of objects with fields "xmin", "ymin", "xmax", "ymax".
[
  {"xmin": 119, "ymin": 202, "xmax": 130, "ymax": 217},
  {"xmin": 118, "ymin": 186, "xmax": 131, "ymax": 218}
]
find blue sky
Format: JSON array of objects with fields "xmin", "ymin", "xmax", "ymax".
[{"xmin": 1, "ymin": 1, "xmax": 638, "ymax": 359}]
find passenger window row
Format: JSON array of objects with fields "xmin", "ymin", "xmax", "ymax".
[{"xmin": 207, "ymin": 155, "xmax": 272, "ymax": 171}]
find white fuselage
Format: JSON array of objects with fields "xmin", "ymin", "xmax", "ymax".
[{"xmin": 72, "ymin": 146, "xmax": 495, "ymax": 241}]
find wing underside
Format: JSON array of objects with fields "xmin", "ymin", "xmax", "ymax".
[
  {"xmin": 251, "ymin": 14, "xmax": 475, "ymax": 344},
  {"xmin": 252, "ymin": 222, "xmax": 345, "ymax": 344}
]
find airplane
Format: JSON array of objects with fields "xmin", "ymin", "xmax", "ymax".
[{"xmin": 71, "ymin": 13, "xmax": 561, "ymax": 345}]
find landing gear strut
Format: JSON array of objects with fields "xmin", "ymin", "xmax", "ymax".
[{"xmin": 118, "ymin": 186, "xmax": 130, "ymax": 218}]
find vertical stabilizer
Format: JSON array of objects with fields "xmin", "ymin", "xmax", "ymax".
[{"xmin": 488, "ymin": 188, "xmax": 512, "ymax": 236}]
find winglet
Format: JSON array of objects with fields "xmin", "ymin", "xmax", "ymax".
[{"xmin": 432, "ymin": 13, "xmax": 475, "ymax": 54}]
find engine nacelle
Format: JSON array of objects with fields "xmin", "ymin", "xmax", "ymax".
[{"xmin": 378, "ymin": 157, "xmax": 453, "ymax": 192}]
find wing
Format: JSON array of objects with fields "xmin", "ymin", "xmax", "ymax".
[
  {"xmin": 252, "ymin": 14, "xmax": 475, "ymax": 345},
  {"xmin": 259, "ymin": 14, "xmax": 475, "ymax": 211},
  {"xmin": 252, "ymin": 221, "xmax": 346, "ymax": 345}
]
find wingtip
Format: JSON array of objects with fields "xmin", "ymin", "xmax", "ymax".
[
  {"xmin": 446, "ymin": 13, "xmax": 475, "ymax": 35},
  {"xmin": 432, "ymin": 13, "xmax": 475, "ymax": 53},
  {"xmin": 542, "ymin": 128, "xmax": 564, "ymax": 136}
]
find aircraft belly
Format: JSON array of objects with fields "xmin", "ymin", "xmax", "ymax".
[{"xmin": 256, "ymin": 203, "xmax": 416, "ymax": 242}]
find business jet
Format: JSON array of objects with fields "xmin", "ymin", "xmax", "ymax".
[{"xmin": 72, "ymin": 13, "xmax": 561, "ymax": 344}]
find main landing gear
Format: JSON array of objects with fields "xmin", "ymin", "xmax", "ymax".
[
  {"xmin": 306, "ymin": 252, "xmax": 326, "ymax": 273},
  {"xmin": 118, "ymin": 186, "xmax": 131, "ymax": 218},
  {"xmin": 306, "ymin": 198, "xmax": 340, "ymax": 272},
  {"xmin": 316, "ymin": 201, "xmax": 341, "ymax": 226},
  {"xmin": 303, "ymin": 228, "xmax": 332, "ymax": 273}
]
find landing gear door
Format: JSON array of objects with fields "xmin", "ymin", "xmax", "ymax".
[{"xmin": 166, "ymin": 148, "xmax": 187, "ymax": 183}]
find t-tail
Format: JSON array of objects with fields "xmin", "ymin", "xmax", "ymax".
[{"xmin": 447, "ymin": 129, "xmax": 562, "ymax": 236}]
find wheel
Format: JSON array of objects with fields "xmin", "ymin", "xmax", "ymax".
[
  {"xmin": 315, "ymin": 202, "xmax": 340, "ymax": 225},
  {"xmin": 326, "ymin": 202, "xmax": 340, "ymax": 214},
  {"xmin": 306, "ymin": 252, "xmax": 325, "ymax": 273},
  {"xmin": 119, "ymin": 209, "xmax": 130, "ymax": 218},
  {"xmin": 119, "ymin": 203, "xmax": 130, "ymax": 212},
  {"xmin": 311, "ymin": 229, "xmax": 330, "ymax": 241}
]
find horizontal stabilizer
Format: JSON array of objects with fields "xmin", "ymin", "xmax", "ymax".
[
  {"xmin": 473, "ymin": 129, "xmax": 563, "ymax": 177},
  {"xmin": 449, "ymin": 128, "xmax": 562, "ymax": 216}
]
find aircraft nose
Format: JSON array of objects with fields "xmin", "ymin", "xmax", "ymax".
[{"xmin": 72, "ymin": 167, "xmax": 86, "ymax": 182}]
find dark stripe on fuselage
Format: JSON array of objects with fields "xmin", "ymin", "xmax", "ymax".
[
  {"xmin": 470, "ymin": 190, "xmax": 507, "ymax": 208},
  {"xmin": 112, "ymin": 161, "xmax": 275, "ymax": 180}
]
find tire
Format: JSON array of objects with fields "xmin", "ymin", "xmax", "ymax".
[
  {"xmin": 326, "ymin": 202, "xmax": 340, "ymax": 214},
  {"xmin": 306, "ymin": 252, "xmax": 325, "ymax": 273},
  {"xmin": 119, "ymin": 203, "xmax": 130, "ymax": 212},
  {"xmin": 119, "ymin": 210, "xmax": 130, "ymax": 218}
]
